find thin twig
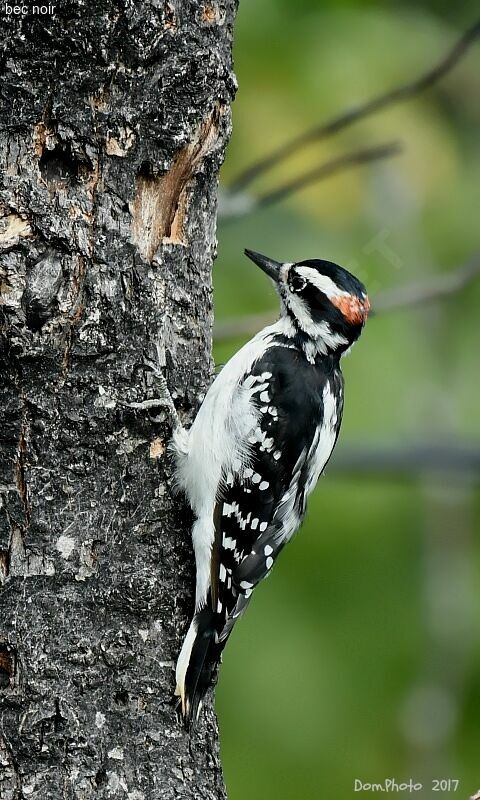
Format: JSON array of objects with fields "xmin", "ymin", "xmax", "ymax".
[
  {"xmin": 219, "ymin": 142, "xmax": 401, "ymax": 220},
  {"xmin": 256, "ymin": 142, "xmax": 401, "ymax": 208},
  {"xmin": 213, "ymin": 255, "xmax": 480, "ymax": 341},
  {"xmin": 214, "ymin": 311, "xmax": 275, "ymax": 341},
  {"xmin": 229, "ymin": 21, "xmax": 480, "ymax": 193}
]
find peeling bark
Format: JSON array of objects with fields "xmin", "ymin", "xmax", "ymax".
[{"xmin": 0, "ymin": 2, "xmax": 237, "ymax": 798}]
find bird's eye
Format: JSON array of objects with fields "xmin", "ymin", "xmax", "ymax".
[{"xmin": 289, "ymin": 273, "xmax": 306, "ymax": 293}]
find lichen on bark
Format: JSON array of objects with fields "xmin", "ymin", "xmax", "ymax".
[{"xmin": 0, "ymin": 2, "xmax": 237, "ymax": 798}]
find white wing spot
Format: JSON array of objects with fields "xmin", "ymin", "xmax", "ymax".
[
  {"xmin": 259, "ymin": 481, "xmax": 269, "ymax": 491},
  {"xmin": 264, "ymin": 545, "xmax": 273, "ymax": 555},
  {"xmin": 252, "ymin": 473, "xmax": 262, "ymax": 484},
  {"xmin": 223, "ymin": 536, "xmax": 236, "ymax": 550},
  {"xmin": 265, "ymin": 556, "xmax": 274, "ymax": 570},
  {"xmin": 259, "ymin": 391, "xmax": 270, "ymax": 403},
  {"xmin": 251, "ymin": 382, "xmax": 269, "ymax": 395},
  {"xmin": 251, "ymin": 518, "xmax": 259, "ymax": 530},
  {"xmin": 259, "ymin": 521, "xmax": 268, "ymax": 532},
  {"xmin": 249, "ymin": 428, "xmax": 266, "ymax": 445}
]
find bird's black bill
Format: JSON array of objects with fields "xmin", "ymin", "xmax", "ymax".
[{"xmin": 244, "ymin": 249, "xmax": 281, "ymax": 283}]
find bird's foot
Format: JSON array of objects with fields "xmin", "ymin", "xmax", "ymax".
[{"xmin": 121, "ymin": 345, "xmax": 182, "ymax": 432}]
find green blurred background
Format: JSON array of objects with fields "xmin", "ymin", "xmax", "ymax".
[{"xmin": 212, "ymin": 2, "xmax": 480, "ymax": 798}]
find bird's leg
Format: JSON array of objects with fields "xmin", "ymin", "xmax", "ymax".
[{"xmin": 122, "ymin": 344, "xmax": 183, "ymax": 433}]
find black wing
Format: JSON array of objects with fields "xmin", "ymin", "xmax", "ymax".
[{"xmin": 211, "ymin": 345, "xmax": 343, "ymax": 642}]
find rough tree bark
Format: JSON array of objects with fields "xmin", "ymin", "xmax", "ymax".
[{"xmin": 0, "ymin": 2, "xmax": 237, "ymax": 798}]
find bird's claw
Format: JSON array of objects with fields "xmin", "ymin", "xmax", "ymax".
[{"xmin": 121, "ymin": 346, "xmax": 181, "ymax": 431}]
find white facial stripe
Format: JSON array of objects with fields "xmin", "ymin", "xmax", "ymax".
[
  {"xmin": 284, "ymin": 292, "xmax": 318, "ymax": 338},
  {"xmin": 295, "ymin": 266, "xmax": 349, "ymax": 299},
  {"xmin": 315, "ymin": 322, "xmax": 348, "ymax": 351}
]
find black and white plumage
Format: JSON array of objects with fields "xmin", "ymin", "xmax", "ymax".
[{"xmin": 172, "ymin": 249, "xmax": 369, "ymax": 726}]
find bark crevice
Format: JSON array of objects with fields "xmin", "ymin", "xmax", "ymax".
[{"xmin": 132, "ymin": 104, "xmax": 223, "ymax": 260}]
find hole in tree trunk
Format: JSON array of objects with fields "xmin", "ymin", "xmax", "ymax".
[
  {"xmin": 0, "ymin": 644, "xmax": 16, "ymax": 688},
  {"xmin": 39, "ymin": 143, "xmax": 80, "ymax": 184}
]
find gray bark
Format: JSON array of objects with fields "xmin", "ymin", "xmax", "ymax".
[{"xmin": 0, "ymin": 2, "xmax": 237, "ymax": 798}]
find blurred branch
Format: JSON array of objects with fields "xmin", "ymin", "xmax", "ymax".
[
  {"xmin": 229, "ymin": 20, "xmax": 480, "ymax": 193},
  {"xmin": 214, "ymin": 311, "xmax": 276, "ymax": 341},
  {"xmin": 219, "ymin": 142, "xmax": 401, "ymax": 220},
  {"xmin": 372, "ymin": 255, "xmax": 480, "ymax": 312},
  {"xmin": 329, "ymin": 442, "xmax": 480, "ymax": 477},
  {"xmin": 213, "ymin": 255, "xmax": 480, "ymax": 341}
]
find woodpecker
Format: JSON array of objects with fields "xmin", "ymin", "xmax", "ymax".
[{"xmin": 171, "ymin": 249, "xmax": 369, "ymax": 727}]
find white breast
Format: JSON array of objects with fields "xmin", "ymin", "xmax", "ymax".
[{"xmin": 303, "ymin": 381, "xmax": 338, "ymax": 497}]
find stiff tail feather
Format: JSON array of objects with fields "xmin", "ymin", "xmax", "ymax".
[{"xmin": 175, "ymin": 606, "xmax": 224, "ymax": 729}]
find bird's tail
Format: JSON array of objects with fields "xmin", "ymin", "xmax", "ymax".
[{"xmin": 175, "ymin": 605, "xmax": 224, "ymax": 729}]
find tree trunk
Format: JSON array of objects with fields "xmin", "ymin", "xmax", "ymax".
[{"xmin": 0, "ymin": 2, "xmax": 237, "ymax": 798}]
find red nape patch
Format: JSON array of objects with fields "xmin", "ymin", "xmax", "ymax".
[{"xmin": 331, "ymin": 294, "xmax": 370, "ymax": 324}]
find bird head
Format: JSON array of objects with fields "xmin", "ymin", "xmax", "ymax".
[{"xmin": 245, "ymin": 249, "xmax": 370, "ymax": 356}]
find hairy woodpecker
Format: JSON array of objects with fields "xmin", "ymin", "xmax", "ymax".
[{"xmin": 171, "ymin": 249, "xmax": 369, "ymax": 726}]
